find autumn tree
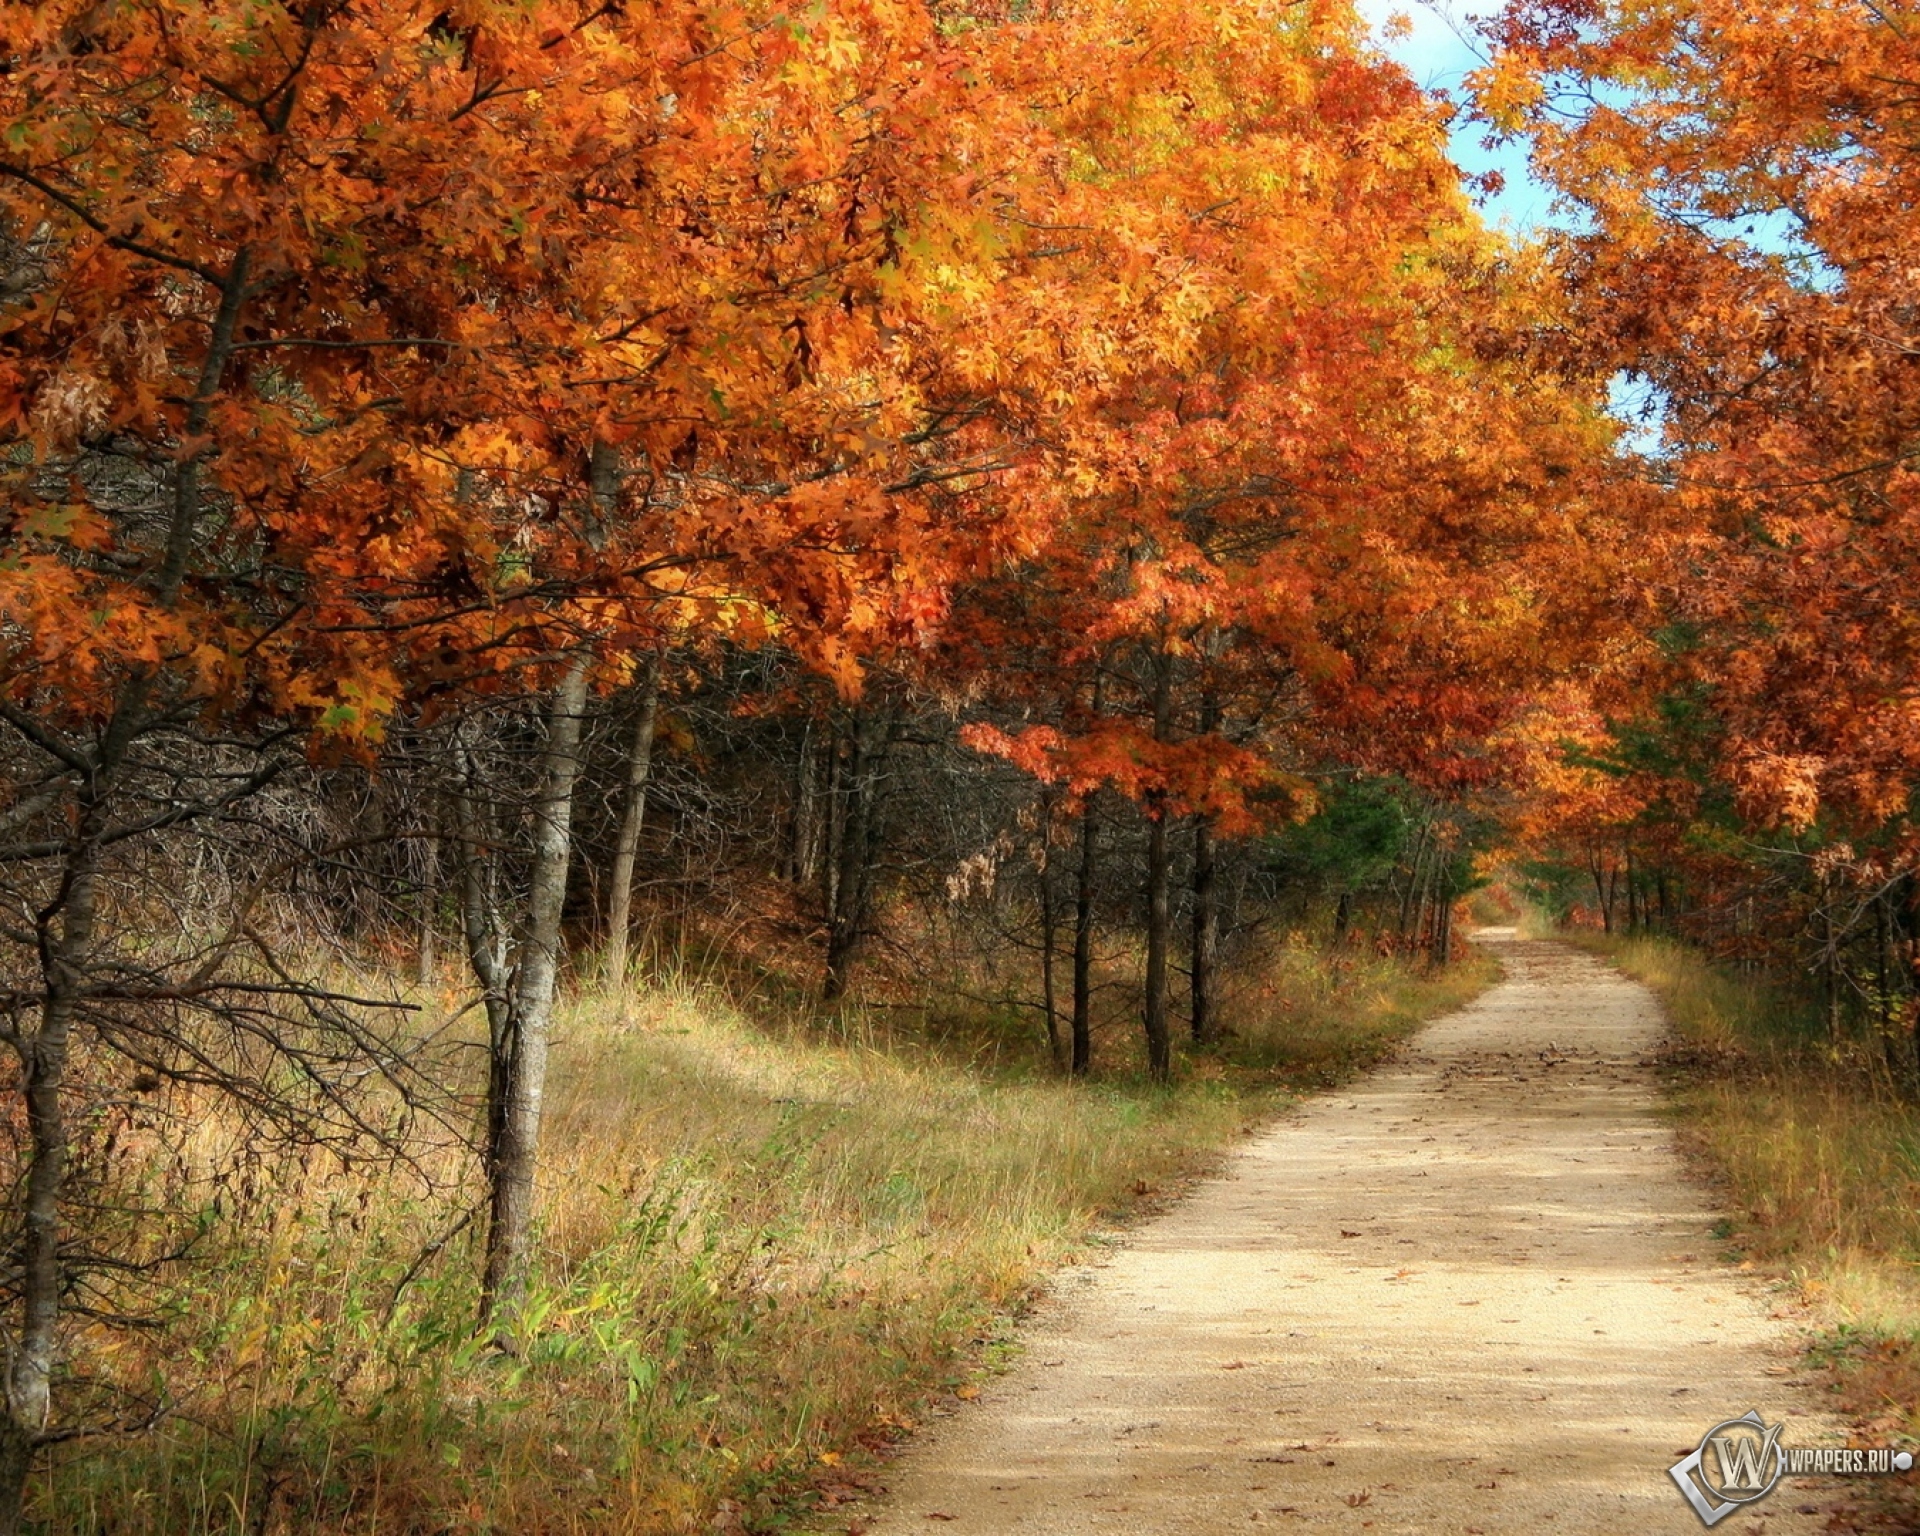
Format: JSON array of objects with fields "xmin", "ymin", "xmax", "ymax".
[
  {"xmin": 1482, "ymin": 0, "xmax": 1920, "ymax": 838},
  {"xmin": 0, "ymin": 0, "xmax": 1080, "ymax": 1507},
  {"xmin": 946, "ymin": 0, "xmax": 1618, "ymax": 1076},
  {"xmin": 1479, "ymin": 0, "xmax": 1920, "ymax": 1068}
]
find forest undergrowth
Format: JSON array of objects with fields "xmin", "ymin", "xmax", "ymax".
[
  {"xmin": 1550, "ymin": 925, "xmax": 1920, "ymax": 1530},
  {"xmin": 43, "ymin": 935, "xmax": 1492, "ymax": 1536}
]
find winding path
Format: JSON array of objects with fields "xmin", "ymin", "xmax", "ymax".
[{"xmin": 850, "ymin": 932, "xmax": 1838, "ymax": 1535}]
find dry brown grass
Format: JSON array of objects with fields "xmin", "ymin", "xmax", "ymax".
[
  {"xmin": 41, "ymin": 938, "xmax": 1492, "ymax": 1535},
  {"xmin": 1563, "ymin": 930, "xmax": 1920, "ymax": 1529}
]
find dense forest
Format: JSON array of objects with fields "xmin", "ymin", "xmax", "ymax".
[{"xmin": 1, "ymin": 0, "xmax": 1917, "ymax": 1530}]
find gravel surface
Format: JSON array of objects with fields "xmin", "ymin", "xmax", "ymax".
[{"xmin": 847, "ymin": 932, "xmax": 1842, "ymax": 1534}]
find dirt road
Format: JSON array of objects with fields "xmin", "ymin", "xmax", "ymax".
[{"xmin": 849, "ymin": 932, "xmax": 1839, "ymax": 1534}]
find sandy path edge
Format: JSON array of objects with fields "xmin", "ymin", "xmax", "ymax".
[{"xmin": 832, "ymin": 931, "xmax": 1847, "ymax": 1536}]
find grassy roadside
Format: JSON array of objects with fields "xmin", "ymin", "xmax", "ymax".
[
  {"xmin": 1550, "ymin": 927, "xmax": 1920, "ymax": 1530},
  {"xmin": 47, "ymin": 941, "xmax": 1494, "ymax": 1536}
]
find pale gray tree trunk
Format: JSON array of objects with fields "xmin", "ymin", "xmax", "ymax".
[
  {"xmin": 602, "ymin": 656, "xmax": 662, "ymax": 985},
  {"xmin": 452, "ymin": 726, "xmax": 514, "ymax": 1178},
  {"xmin": 480, "ymin": 652, "xmax": 592, "ymax": 1328}
]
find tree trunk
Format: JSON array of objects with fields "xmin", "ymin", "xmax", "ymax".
[
  {"xmin": 1399, "ymin": 818, "xmax": 1432, "ymax": 944},
  {"xmin": 481, "ymin": 652, "xmax": 591, "ymax": 1329},
  {"xmin": 1188, "ymin": 681, "xmax": 1220, "ymax": 1046},
  {"xmin": 821, "ymin": 727, "xmax": 846, "ymax": 925},
  {"xmin": 1408, "ymin": 837, "xmax": 1433, "ymax": 953},
  {"xmin": 416, "ymin": 826, "xmax": 439, "ymax": 988},
  {"xmin": 602, "ymin": 655, "xmax": 662, "ymax": 984},
  {"xmin": 788, "ymin": 720, "xmax": 820, "ymax": 885},
  {"xmin": 1332, "ymin": 889, "xmax": 1353, "ymax": 946},
  {"xmin": 586, "ymin": 438, "xmax": 621, "ymax": 551},
  {"xmin": 1144, "ymin": 803, "xmax": 1172, "ymax": 1081},
  {"xmin": 0, "ymin": 1416, "xmax": 31, "ymax": 1536},
  {"xmin": 0, "ymin": 241, "xmax": 252, "ymax": 1531},
  {"xmin": 1071, "ymin": 796, "xmax": 1098, "ymax": 1078},
  {"xmin": 1039, "ymin": 842, "xmax": 1063, "ymax": 1069},
  {"xmin": 1822, "ymin": 884, "xmax": 1844, "ymax": 1045},
  {"xmin": 452, "ymin": 727, "xmax": 513, "ymax": 1166},
  {"xmin": 1875, "ymin": 889, "xmax": 1906, "ymax": 1093},
  {"xmin": 1142, "ymin": 649, "xmax": 1173, "ymax": 1082},
  {"xmin": 0, "ymin": 817, "xmax": 103, "ymax": 1535},
  {"xmin": 1190, "ymin": 814, "xmax": 1217, "ymax": 1045},
  {"xmin": 823, "ymin": 710, "xmax": 888, "ymax": 1001}
]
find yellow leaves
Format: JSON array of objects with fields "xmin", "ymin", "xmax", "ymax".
[
  {"xmin": 1467, "ymin": 57, "xmax": 1545, "ymax": 138},
  {"xmin": 1731, "ymin": 751, "xmax": 1828, "ymax": 834}
]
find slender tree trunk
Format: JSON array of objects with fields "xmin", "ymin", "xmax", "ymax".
[
  {"xmin": 0, "ymin": 1420, "xmax": 28, "ymax": 1536},
  {"xmin": 1142, "ymin": 648, "xmax": 1173, "ymax": 1082},
  {"xmin": 0, "ymin": 237, "xmax": 257, "ymax": 1529},
  {"xmin": 823, "ymin": 710, "xmax": 888, "ymax": 1001},
  {"xmin": 1190, "ymin": 815, "xmax": 1217, "ymax": 1045},
  {"xmin": 416, "ymin": 829, "xmax": 439, "ymax": 988},
  {"xmin": 1144, "ymin": 804, "xmax": 1172, "ymax": 1081},
  {"xmin": 1072, "ymin": 796, "xmax": 1098, "ymax": 1078},
  {"xmin": 1039, "ymin": 844, "xmax": 1062, "ymax": 1069},
  {"xmin": 1332, "ymin": 889, "xmax": 1353, "ymax": 946},
  {"xmin": 821, "ymin": 728, "xmax": 846, "ymax": 925},
  {"xmin": 602, "ymin": 655, "xmax": 662, "ymax": 984},
  {"xmin": 452, "ymin": 728, "xmax": 513, "ymax": 1165},
  {"xmin": 481, "ymin": 652, "xmax": 592, "ymax": 1328},
  {"xmin": 1875, "ymin": 890, "xmax": 1905, "ymax": 1093},
  {"xmin": 0, "ymin": 817, "xmax": 102, "ymax": 1535},
  {"xmin": 1188, "ymin": 682, "xmax": 1220, "ymax": 1045},
  {"xmin": 788, "ymin": 721, "xmax": 819, "ymax": 884},
  {"xmin": 1399, "ymin": 819, "xmax": 1432, "ymax": 942},
  {"xmin": 586, "ymin": 438, "xmax": 621, "ymax": 551},
  {"xmin": 1408, "ymin": 840, "xmax": 1433, "ymax": 954},
  {"xmin": 1822, "ymin": 885, "xmax": 1844, "ymax": 1045}
]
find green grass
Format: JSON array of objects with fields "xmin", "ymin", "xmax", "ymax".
[{"xmin": 40, "ymin": 938, "xmax": 1493, "ymax": 1535}]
